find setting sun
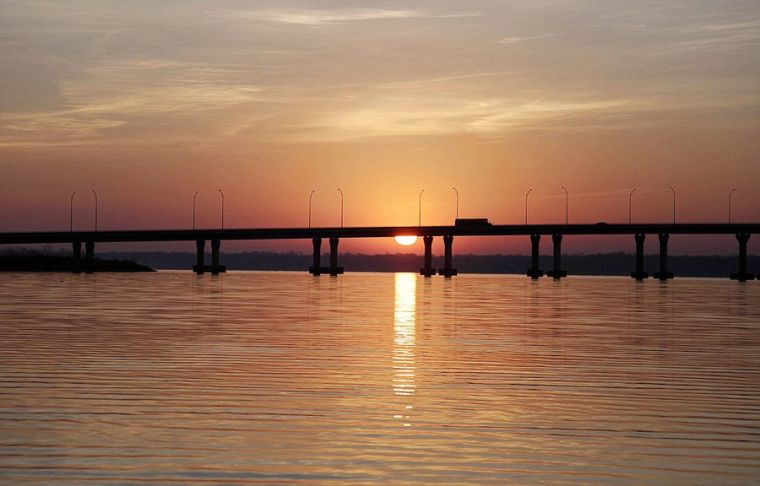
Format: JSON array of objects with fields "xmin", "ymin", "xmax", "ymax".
[{"xmin": 394, "ymin": 236, "xmax": 418, "ymax": 246}]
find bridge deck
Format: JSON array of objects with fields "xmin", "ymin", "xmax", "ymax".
[{"xmin": 0, "ymin": 223, "xmax": 757, "ymax": 245}]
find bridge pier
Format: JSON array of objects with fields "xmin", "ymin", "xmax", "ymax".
[
  {"xmin": 730, "ymin": 233, "xmax": 754, "ymax": 281},
  {"xmin": 526, "ymin": 234, "xmax": 544, "ymax": 279},
  {"xmin": 309, "ymin": 237, "xmax": 323, "ymax": 275},
  {"xmin": 193, "ymin": 239, "xmax": 205, "ymax": 274},
  {"xmin": 210, "ymin": 239, "xmax": 226, "ymax": 274},
  {"xmin": 653, "ymin": 233, "xmax": 674, "ymax": 280},
  {"xmin": 438, "ymin": 235, "xmax": 458, "ymax": 277},
  {"xmin": 631, "ymin": 233, "xmax": 649, "ymax": 280},
  {"xmin": 546, "ymin": 233, "xmax": 567, "ymax": 279},
  {"xmin": 71, "ymin": 241, "xmax": 82, "ymax": 274},
  {"xmin": 329, "ymin": 236, "xmax": 344, "ymax": 276},
  {"xmin": 420, "ymin": 236, "xmax": 436, "ymax": 277},
  {"xmin": 84, "ymin": 241, "xmax": 95, "ymax": 274}
]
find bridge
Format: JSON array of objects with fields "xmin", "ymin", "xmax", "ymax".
[{"xmin": 1, "ymin": 223, "xmax": 757, "ymax": 281}]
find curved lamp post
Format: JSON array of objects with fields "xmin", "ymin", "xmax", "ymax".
[
  {"xmin": 193, "ymin": 191, "xmax": 200, "ymax": 230},
  {"xmin": 628, "ymin": 188, "xmax": 636, "ymax": 224},
  {"xmin": 218, "ymin": 189, "xmax": 224, "ymax": 230},
  {"xmin": 70, "ymin": 192, "xmax": 76, "ymax": 232},
  {"xmin": 728, "ymin": 188, "xmax": 736, "ymax": 224},
  {"xmin": 452, "ymin": 187, "xmax": 459, "ymax": 220},
  {"xmin": 337, "ymin": 189, "xmax": 344, "ymax": 228},
  {"xmin": 92, "ymin": 190, "xmax": 98, "ymax": 231},
  {"xmin": 418, "ymin": 189, "xmax": 425, "ymax": 226},
  {"xmin": 561, "ymin": 186, "xmax": 568, "ymax": 225},
  {"xmin": 668, "ymin": 186, "xmax": 676, "ymax": 224},
  {"xmin": 308, "ymin": 190, "xmax": 315, "ymax": 228},
  {"xmin": 524, "ymin": 189, "xmax": 532, "ymax": 225}
]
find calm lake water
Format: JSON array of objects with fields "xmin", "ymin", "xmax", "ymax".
[{"xmin": 1, "ymin": 272, "xmax": 759, "ymax": 484}]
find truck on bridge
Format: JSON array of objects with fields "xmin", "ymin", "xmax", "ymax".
[{"xmin": 455, "ymin": 218, "xmax": 492, "ymax": 227}]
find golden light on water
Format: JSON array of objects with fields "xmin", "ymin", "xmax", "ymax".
[
  {"xmin": 393, "ymin": 273, "xmax": 416, "ymax": 401},
  {"xmin": 394, "ymin": 235, "xmax": 418, "ymax": 246}
]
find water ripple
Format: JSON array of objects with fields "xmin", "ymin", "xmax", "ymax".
[{"xmin": 1, "ymin": 271, "xmax": 759, "ymax": 484}]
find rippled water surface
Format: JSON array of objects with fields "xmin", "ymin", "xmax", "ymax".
[{"xmin": 1, "ymin": 272, "xmax": 759, "ymax": 484}]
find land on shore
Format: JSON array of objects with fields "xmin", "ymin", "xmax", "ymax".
[{"xmin": 0, "ymin": 251, "xmax": 154, "ymax": 272}]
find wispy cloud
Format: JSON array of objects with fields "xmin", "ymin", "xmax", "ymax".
[
  {"xmin": 310, "ymin": 96, "xmax": 633, "ymax": 141},
  {"xmin": 66, "ymin": 60, "xmax": 264, "ymax": 115},
  {"xmin": 0, "ymin": 58, "xmax": 267, "ymax": 145},
  {"xmin": 246, "ymin": 8, "xmax": 479, "ymax": 25},
  {"xmin": 1, "ymin": 1, "xmax": 758, "ymax": 150},
  {"xmin": 369, "ymin": 71, "xmax": 516, "ymax": 90},
  {"xmin": 498, "ymin": 33, "xmax": 553, "ymax": 45},
  {"xmin": 467, "ymin": 99, "xmax": 630, "ymax": 132},
  {"xmin": 248, "ymin": 8, "xmax": 422, "ymax": 25},
  {"xmin": 1, "ymin": 114, "xmax": 126, "ymax": 136},
  {"xmin": 654, "ymin": 19, "xmax": 760, "ymax": 56}
]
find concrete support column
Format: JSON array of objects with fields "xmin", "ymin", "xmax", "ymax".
[
  {"xmin": 631, "ymin": 233, "xmax": 649, "ymax": 280},
  {"xmin": 72, "ymin": 241, "xmax": 82, "ymax": 274},
  {"xmin": 439, "ymin": 235, "xmax": 458, "ymax": 277},
  {"xmin": 210, "ymin": 239, "xmax": 226, "ymax": 274},
  {"xmin": 84, "ymin": 241, "xmax": 95, "ymax": 274},
  {"xmin": 730, "ymin": 233, "xmax": 754, "ymax": 281},
  {"xmin": 194, "ymin": 239, "xmax": 205, "ymax": 274},
  {"xmin": 547, "ymin": 233, "xmax": 567, "ymax": 279},
  {"xmin": 329, "ymin": 236, "xmax": 344, "ymax": 276},
  {"xmin": 653, "ymin": 233, "xmax": 674, "ymax": 280},
  {"xmin": 420, "ymin": 235, "xmax": 436, "ymax": 277},
  {"xmin": 309, "ymin": 237, "xmax": 322, "ymax": 275},
  {"xmin": 526, "ymin": 234, "xmax": 544, "ymax": 279}
]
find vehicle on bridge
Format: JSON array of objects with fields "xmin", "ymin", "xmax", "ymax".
[{"xmin": 455, "ymin": 218, "xmax": 492, "ymax": 227}]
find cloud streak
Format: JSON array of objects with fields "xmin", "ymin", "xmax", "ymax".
[
  {"xmin": 310, "ymin": 96, "xmax": 634, "ymax": 141},
  {"xmin": 0, "ymin": 0, "xmax": 758, "ymax": 149},
  {"xmin": 656, "ymin": 19, "xmax": 760, "ymax": 56},
  {"xmin": 498, "ymin": 33, "xmax": 553, "ymax": 45},
  {"xmin": 246, "ymin": 8, "xmax": 479, "ymax": 25}
]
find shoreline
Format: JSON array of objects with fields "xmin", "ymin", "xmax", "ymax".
[{"xmin": 0, "ymin": 254, "xmax": 154, "ymax": 272}]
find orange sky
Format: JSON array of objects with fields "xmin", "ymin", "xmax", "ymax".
[{"xmin": 1, "ymin": 1, "xmax": 758, "ymax": 254}]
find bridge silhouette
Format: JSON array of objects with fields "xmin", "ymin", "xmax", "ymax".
[{"xmin": 1, "ymin": 223, "xmax": 757, "ymax": 281}]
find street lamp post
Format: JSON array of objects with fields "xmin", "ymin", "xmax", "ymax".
[
  {"xmin": 628, "ymin": 188, "xmax": 636, "ymax": 224},
  {"xmin": 70, "ymin": 192, "xmax": 76, "ymax": 232},
  {"xmin": 561, "ymin": 186, "xmax": 568, "ymax": 224},
  {"xmin": 728, "ymin": 188, "xmax": 736, "ymax": 224},
  {"xmin": 218, "ymin": 189, "xmax": 224, "ymax": 230},
  {"xmin": 668, "ymin": 186, "xmax": 676, "ymax": 224},
  {"xmin": 92, "ymin": 190, "xmax": 98, "ymax": 231},
  {"xmin": 452, "ymin": 187, "xmax": 459, "ymax": 220},
  {"xmin": 418, "ymin": 189, "xmax": 425, "ymax": 226},
  {"xmin": 337, "ymin": 189, "xmax": 344, "ymax": 228},
  {"xmin": 525, "ymin": 189, "xmax": 532, "ymax": 225},
  {"xmin": 193, "ymin": 191, "xmax": 200, "ymax": 230},
  {"xmin": 308, "ymin": 190, "xmax": 315, "ymax": 228}
]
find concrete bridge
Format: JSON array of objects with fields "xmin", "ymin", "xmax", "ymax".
[{"xmin": 0, "ymin": 223, "xmax": 757, "ymax": 281}]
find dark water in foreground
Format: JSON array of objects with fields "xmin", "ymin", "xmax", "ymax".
[{"xmin": 1, "ymin": 272, "xmax": 759, "ymax": 484}]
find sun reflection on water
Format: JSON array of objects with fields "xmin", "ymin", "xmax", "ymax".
[{"xmin": 393, "ymin": 273, "xmax": 416, "ymax": 413}]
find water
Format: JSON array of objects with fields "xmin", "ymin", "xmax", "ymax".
[{"xmin": 1, "ymin": 272, "xmax": 759, "ymax": 484}]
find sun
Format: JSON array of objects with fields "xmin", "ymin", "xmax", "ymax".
[{"xmin": 394, "ymin": 235, "xmax": 418, "ymax": 246}]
